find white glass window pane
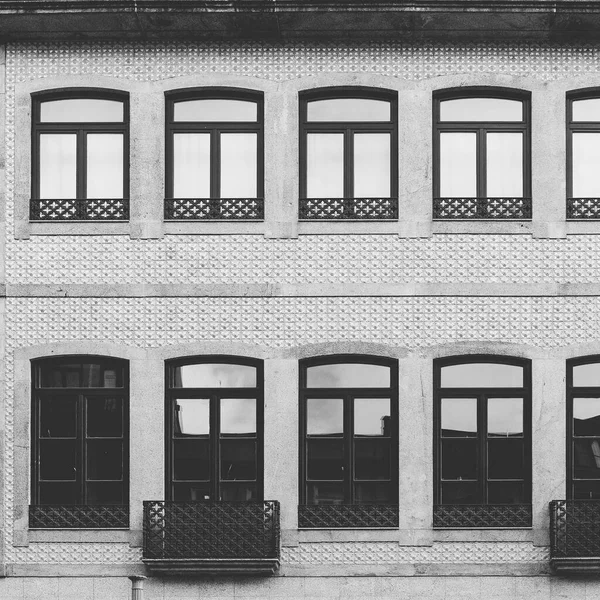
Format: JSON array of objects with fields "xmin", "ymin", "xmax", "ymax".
[
  {"xmin": 354, "ymin": 133, "xmax": 390, "ymax": 197},
  {"xmin": 39, "ymin": 134, "xmax": 77, "ymax": 199},
  {"xmin": 486, "ymin": 132, "xmax": 523, "ymax": 197},
  {"xmin": 174, "ymin": 99, "xmax": 257, "ymax": 122},
  {"xmin": 173, "ymin": 133, "xmax": 210, "ymax": 198},
  {"xmin": 86, "ymin": 134, "xmax": 123, "ymax": 199},
  {"xmin": 41, "ymin": 99, "xmax": 123, "ymax": 122},
  {"xmin": 441, "ymin": 398, "xmax": 478, "ymax": 436},
  {"xmin": 574, "ymin": 363, "xmax": 600, "ymax": 387},
  {"xmin": 354, "ymin": 398, "xmax": 391, "ymax": 436},
  {"xmin": 175, "ymin": 398, "xmax": 210, "ymax": 435},
  {"xmin": 441, "ymin": 363, "xmax": 524, "ymax": 388},
  {"xmin": 220, "ymin": 133, "xmax": 257, "ymax": 198},
  {"xmin": 307, "ymin": 133, "xmax": 344, "ymax": 198},
  {"xmin": 573, "ymin": 133, "xmax": 600, "ymax": 197},
  {"xmin": 307, "ymin": 398, "xmax": 344, "ymax": 435},
  {"xmin": 488, "ymin": 398, "xmax": 523, "ymax": 436},
  {"xmin": 440, "ymin": 132, "xmax": 477, "ymax": 197},
  {"xmin": 440, "ymin": 98, "xmax": 522, "ymax": 122},
  {"xmin": 220, "ymin": 398, "xmax": 256, "ymax": 434},
  {"xmin": 307, "ymin": 98, "xmax": 390, "ymax": 122},
  {"xmin": 174, "ymin": 363, "xmax": 256, "ymax": 388},
  {"xmin": 307, "ymin": 363, "xmax": 390, "ymax": 388},
  {"xmin": 573, "ymin": 98, "xmax": 600, "ymax": 122}
]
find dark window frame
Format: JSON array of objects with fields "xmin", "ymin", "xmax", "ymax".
[
  {"xmin": 433, "ymin": 87, "xmax": 531, "ymax": 219},
  {"xmin": 298, "ymin": 354, "xmax": 399, "ymax": 508},
  {"xmin": 165, "ymin": 355, "xmax": 264, "ymax": 502},
  {"xmin": 433, "ymin": 355, "xmax": 532, "ymax": 509},
  {"xmin": 31, "ymin": 88, "xmax": 130, "ymax": 203},
  {"xmin": 31, "ymin": 355, "xmax": 130, "ymax": 510}
]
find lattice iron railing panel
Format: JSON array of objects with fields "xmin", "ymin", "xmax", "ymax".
[
  {"xmin": 164, "ymin": 198, "xmax": 264, "ymax": 220},
  {"xmin": 551, "ymin": 500, "xmax": 600, "ymax": 558},
  {"xmin": 433, "ymin": 197, "xmax": 532, "ymax": 219},
  {"xmin": 433, "ymin": 504, "xmax": 532, "ymax": 528},
  {"xmin": 30, "ymin": 198, "xmax": 129, "ymax": 221},
  {"xmin": 298, "ymin": 504, "xmax": 399, "ymax": 528},
  {"xmin": 299, "ymin": 197, "xmax": 398, "ymax": 220},
  {"xmin": 29, "ymin": 505, "xmax": 129, "ymax": 528},
  {"xmin": 567, "ymin": 198, "xmax": 600, "ymax": 219},
  {"xmin": 143, "ymin": 501, "xmax": 280, "ymax": 560}
]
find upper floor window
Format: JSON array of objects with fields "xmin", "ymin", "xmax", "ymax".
[
  {"xmin": 30, "ymin": 356, "xmax": 129, "ymax": 528},
  {"xmin": 299, "ymin": 88, "xmax": 398, "ymax": 221},
  {"xmin": 299, "ymin": 356, "xmax": 399, "ymax": 528},
  {"xmin": 31, "ymin": 90, "xmax": 129, "ymax": 221},
  {"xmin": 567, "ymin": 357, "xmax": 600, "ymax": 499},
  {"xmin": 165, "ymin": 357, "xmax": 263, "ymax": 502},
  {"xmin": 567, "ymin": 91, "xmax": 600, "ymax": 219},
  {"xmin": 433, "ymin": 356, "xmax": 532, "ymax": 528},
  {"xmin": 165, "ymin": 89, "xmax": 264, "ymax": 221},
  {"xmin": 433, "ymin": 88, "xmax": 531, "ymax": 220}
]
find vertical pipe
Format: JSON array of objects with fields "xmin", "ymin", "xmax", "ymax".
[{"xmin": 129, "ymin": 575, "xmax": 147, "ymax": 600}]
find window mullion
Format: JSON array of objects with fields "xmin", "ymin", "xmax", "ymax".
[
  {"xmin": 478, "ymin": 128, "xmax": 487, "ymax": 199},
  {"xmin": 345, "ymin": 128, "xmax": 353, "ymax": 200},
  {"xmin": 78, "ymin": 129, "xmax": 87, "ymax": 202},
  {"xmin": 212, "ymin": 394, "xmax": 220, "ymax": 501},
  {"xmin": 346, "ymin": 393, "xmax": 353, "ymax": 504},
  {"xmin": 79, "ymin": 393, "xmax": 86, "ymax": 505},
  {"xmin": 480, "ymin": 394, "xmax": 488, "ymax": 505},
  {"xmin": 211, "ymin": 129, "xmax": 220, "ymax": 200}
]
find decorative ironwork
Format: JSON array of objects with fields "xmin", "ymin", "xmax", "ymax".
[
  {"xmin": 433, "ymin": 197, "xmax": 532, "ymax": 219},
  {"xmin": 567, "ymin": 198, "xmax": 600, "ymax": 219},
  {"xmin": 299, "ymin": 197, "xmax": 398, "ymax": 220},
  {"xmin": 143, "ymin": 501, "xmax": 280, "ymax": 560},
  {"xmin": 30, "ymin": 198, "xmax": 129, "ymax": 221},
  {"xmin": 550, "ymin": 500, "xmax": 600, "ymax": 558},
  {"xmin": 164, "ymin": 198, "xmax": 264, "ymax": 220},
  {"xmin": 298, "ymin": 504, "xmax": 399, "ymax": 528},
  {"xmin": 433, "ymin": 504, "xmax": 532, "ymax": 528},
  {"xmin": 29, "ymin": 505, "xmax": 129, "ymax": 529}
]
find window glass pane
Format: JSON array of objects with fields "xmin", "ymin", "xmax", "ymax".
[
  {"xmin": 39, "ymin": 482, "xmax": 78, "ymax": 504},
  {"xmin": 40, "ymin": 134, "xmax": 77, "ymax": 199},
  {"xmin": 86, "ymin": 134, "xmax": 124, "ymax": 199},
  {"xmin": 307, "ymin": 482, "xmax": 344, "ymax": 504},
  {"xmin": 441, "ymin": 398, "xmax": 477, "ymax": 437},
  {"xmin": 173, "ymin": 482, "xmax": 211, "ymax": 501},
  {"xmin": 220, "ymin": 398, "xmax": 256, "ymax": 435},
  {"xmin": 87, "ymin": 482, "xmax": 124, "ymax": 505},
  {"xmin": 574, "ymin": 438, "xmax": 600, "ymax": 479},
  {"xmin": 574, "ymin": 398, "xmax": 600, "ymax": 436},
  {"xmin": 439, "ymin": 132, "xmax": 477, "ymax": 197},
  {"xmin": 441, "ymin": 439, "xmax": 478, "ymax": 479},
  {"xmin": 354, "ymin": 398, "xmax": 391, "ymax": 436},
  {"xmin": 353, "ymin": 133, "xmax": 390, "ymax": 197},
  {"xmin": 440, "ymin": 98, "xmax": 523, "ymax": 122},
  {"xmin": 487, "ymin": 481, "xmax": 524, "ymax": 503},
  {"xmin": 87, "ymin": 440, "xmax": 123, "ymax": 480},
  {"xmin": 488, "ymin": 439, "xmax": 524, "ymax": 479},
  {"xmin": 220, "ymin": 133, "xmax": 257, "ymax": 198},
  {"xmin": 572, "ymin": 98, "xmax": 600, "ymax": 122},
  {"xmin": 87, "ymin": 397, "xmax": 122, "ymax": 438},
  {"xmin": 220, "ymin": 483, "xmax": 257, "ymax": 501},
  {"xmin": 220, "ymin": 439, "xmax": 256, "ymax": 480},
  {"xmin": 307, "ymin": 363, "xmax": 390, "ymax": 388},
  {"xmin": 38, "ymin": 362, "xmax": 123, "ymax": 389},
  {"xmin": 39, "ymin": 440, "xmax": 77, "ymax": 480},
  {"xmin": 307, "ymin": 133, "xmax": 344, "ymax": 198},
  {"xmin": 573, "ymin": 481, "xmax": 600, "ymax": 499},
  {"xmin": 354, "ymin": 482, "xmax": 393, "ymax": 504},
  {"xmin": 572, "ymin": 133, "xmax": 600, "ymax": 197},
  {"xmin": 173, "ymin": 133, "xmax": 210, "ymax": 198},
  {"xmin": 574, "ymin": 363, "xmax": 600, "ymax": 387},
  {"xmin": 440, "ymin": 362, "xmax": 524, "ymax": 388},
  {"xmin": 174, "ymin": 363, "xmax": 256, "ymax": 388},
  {"xmin": 307, "ymin": 98, "xmax": 390, "ymax": 122},
  {"xmin": 173, "ymin": 439, "xmax": 210, "ymax": 480},
  {"xmin": 488, "ymin": 398, "xmax": 523, "ymax": 436},
  {"xmin": 174, "ymin": 398, "xmax": 210, "ymax": 436},
  {"xmin": 354, "ymin": 439, "xmax": 390, "ymax": 479},
  {"xmin": 40, "ymin": 98, "xmax": 124, "ymax": 122},
  {"xmin": 40, "ymin": 397, "xmax": 77, "ymax": 438},
  {"xmin": 307, "ymin": 439, "xmax": 344, "ymax": 480},
  {"xmin": 441, "ymin": 481, "xmax": 478, "ymax": 504},
  {"xmin": 174, "ymin": 99, "xmax": 257, "ymax": 122},
  {"xmin": 307, "ymin": 398, "xmax": 343, "ymax": 436},
  {"xmin": 486, "ymin": 132, "xmax": 523, "ymax": 197}
]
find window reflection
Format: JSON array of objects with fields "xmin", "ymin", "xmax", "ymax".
[
  {"xmin": 486, "ymin": 133, "xmax": 523, "ymax": 197},
  {"xmin": 307, "ymin": 133, "xmax": 344, "ymax": 198},
  {"xmin": 574, "ymin": 398, "xmax": 600, "ymax": 436},
  {"xmin": 40, "ymin": 134, "xmax": 77, "ymax": 199},
  {"xmin": 441, "ymin": 398, "xmax": 477, "ymax": 436},
  {"xmin": 307, "ymin": 362, "xmax": 390, "ymax": 388},
  {"xmin": 440, "ymin": 132, "xmax": 477, "ymax": 197},
  {"xmin": 573, "ymin": 98, "xmax": 600, "ymax": 122},
  {"xmin": 307, "ymin": 98, "xmax": 390, "ymax": 122},
  {"xmin": 174, "ymin": 98, "xmax": 257, "ymax": 122},
  {"xmin": 440, "ymin": 362, "xmax": 523, "ymax": 388},
  {"xmin": 353, "ymin": 133, "xmax": 391, "ymax": 198},
  {"xmin": 307, "ymin": 398, "xmax": 343, "ymax": 436},
  {"xmin": 174, "ymin": 363, "xmax": 257, "ymax": 388},
  {"xmin": 440, "ymin": 97, "xmax": 523, "ymax": 122},
  {"xmin": 174, "ymin": 398, "xmax": 210, "ymax": 436},
  {"xmin": 573, "ymin": 362, "xmax": 600, "ymax": 387},
  {"xmin": 40, "ymin": 98, "xmax": 124, "ymax": 122},
  {"xmin": 354, "ymin": 398, "xmax": 391, "ymax": 436},
  {"xmin": 487, "ymin": 398, "xmax": 523, "ymax": 436},
  {"xmin": 173, "ymin": 133, "xmax": 211, "ymax": 198},
  {"xmin": 220, "ymin": 398, "xmax": 256, "ymax": 435}
]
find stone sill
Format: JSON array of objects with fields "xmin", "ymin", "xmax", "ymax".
[
  {"xmin": 143, "ymin": 557, "xmax": 280, "ymax": 575},
  {"xmin": 551, "ymin": 557, "xmax": 600, "ymax": 573}
]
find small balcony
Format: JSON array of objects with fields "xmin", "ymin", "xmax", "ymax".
[
  {"xmin": 550, "ymin": 500, "xmax": 600, "ymax": 573},
  {"xmin": 142, "ymin": 501, "xmax": 280, "ymax": 575}
]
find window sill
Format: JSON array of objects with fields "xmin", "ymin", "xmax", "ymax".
[
  {"xmin": 433, "ymin": 529, "xmax": 533, "ymax": 542},
  {"xmin": 20, "ymin": 221, "xmax": 131, "ymax": 237},
  {"xmin": 27, "ymin": 529, "xmax": 131, "ymax": 544},
  {"xmin": 298, "ymin": 529, "xmax": 399, "ymax": 542}
]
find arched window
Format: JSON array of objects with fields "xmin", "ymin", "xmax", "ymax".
[
  {"xmin": 433, "ymin": 355, "xmax": 532, "ymax": 528},
  {"xmin": 164, "ymin": 88, "xmax": 264, "ymax": 221},
  {"xmin": 165, "ymin": 356, "xmax": 263, "ymax": 501},
  {"xmin": 433, "ymin": 87, "xmax": 531, "ymax": 220},
  {"xmin": 299, "ymin": 87, "xmax": 398, "ymax": 220},
  {"xmin": 299, "ymin": 355, "xmax": 398, "ymax": 528},
  {"xmin": 31, "ymin": 89, "xmax": 129, "ymax": 221},
  {"xmin": 30, "ymin": 356, "xmax": 129, "ymax": 528}
]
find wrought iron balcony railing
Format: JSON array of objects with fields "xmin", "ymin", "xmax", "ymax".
[
  {"xmin": 567, "ymin": 198, "xmax": 600, "ymax": 219},
  {"xmin": 298, "ymin": 504, "xmax": 399, "ymax": 528},
  {"xmin": 30, "ymin": 198, "xmax": 129, "ymax": 221},
  {"xmin": 143, "ymin": 501, "xmax": 280, "ymax": 575},
  {"xmin": 550, "ymin": 500, "xmax": 600, "ymax": 573},
  {"xmin": 299, "ymin": 197, "xmax": 398, "ymax": 220},
  {"xmin": 433, "ymin": 504, "xmax": 532, "ymax": 528},
  {"xmin": 29, "ymin": 505, "xmax": 129, "ymax": 529},
  {"xmin": 164, "ymin": 197, "xmax": 264, "ymax": 220},
  {"xmin": 433, "ymin": 197, "xmax": 532, "ymax": 219}
]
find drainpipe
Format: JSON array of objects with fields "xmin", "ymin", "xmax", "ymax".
[{"xmin": 129, "ymin": 575, "xmax": 147, "ymax": 600}]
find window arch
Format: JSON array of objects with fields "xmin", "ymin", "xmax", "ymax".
[
  {"xmin": 165, "ymin": 356, "xmax": 264, "ymax": 502},
  {"xmin": 299, "ymin": 87, "xmax": 398, "ymax": 220},
  {"xmin": 31, "ymin": 88, "xmax": 129, "ymax": 221},
  {"xmin": 433, "ymin": 355, "xmax": 532, "ymax": 528},
  {"xmin": 433, "ymin": 87, "xmax": 531, "ymax": 220},
  {"xmin": 164, "ymin": 88, "xmax": 264, "ymax": 221}
]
